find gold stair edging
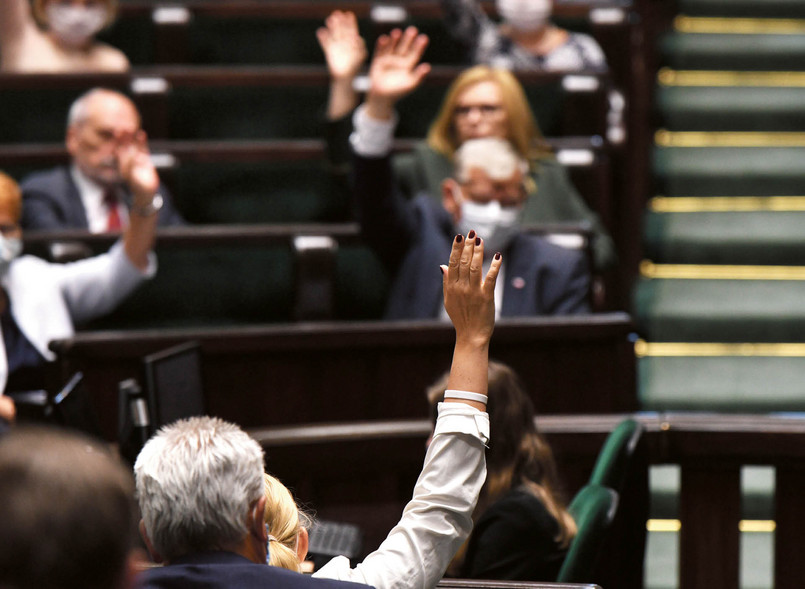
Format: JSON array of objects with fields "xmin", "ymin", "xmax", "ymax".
[
  {"xmin": 649, "ymin": 196, "xmax": 805, "ymax": 212},
  {"xmin": 659, "ymin": 68, "xmax": 805, "ymax": 88},
  {"xmin": 641, "ymin": 261, "xmax": 805, "ymax": 280},
  {"xmin": 656, "ymin": 130, "xmax": 805, "ymax": 147},
  {"xmin": 635, "ymin": 340, "xmax": 805, "ymax": 358},
  {"xmin": 675, "ymin": 15, "xmax": 805, "ymax": 35}
]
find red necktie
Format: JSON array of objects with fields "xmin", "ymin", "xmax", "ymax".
[{"xmin": 104, "ymin": 189, "xmax": 122, "ymax": 232}]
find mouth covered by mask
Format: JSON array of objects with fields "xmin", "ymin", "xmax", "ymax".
[
  {"xmin": 496, "ymin": 0, "xmax": 551, "ymax": 32},
  {"xmin": 456, "ymin": 197, "xmax": 523, "ymax": 254},
  {"xmin": 0, "ymin": 235, "xmax": 22, "ymax": 278},
  {"xmin": 46, "ymin": 4, "xmax": 109, "ymax": 48}
]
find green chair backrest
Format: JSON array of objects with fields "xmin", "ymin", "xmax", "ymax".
[
  {"xmin": 588, "ymin": 418, "xmax": 643, "ymax": 493},
  {"xmin": 556, "ymin": 484, "xmax": 618, "ymax": 583}
]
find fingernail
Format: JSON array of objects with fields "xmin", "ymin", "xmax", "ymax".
[
  {"xmin": 494, "ymin": 252, "xmax": 501, "ymax": 260},
  {"xmin": 475, "ymin": 237, "xmax": 481, "ymax": 246},
  {"xmin": 467, "ymin": 230, "xmax": 476, "ymax": 239},
  {"xmin": 439, "ymin": 266, "xmax": 445, "ymax": 275},
  {"xmin": 455, "ymin": 234, "xmax": 463, "ymax": 243}
]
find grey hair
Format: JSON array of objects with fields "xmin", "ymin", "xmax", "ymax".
[
  {"xmin": 66, "ymin": 87, "xmax": 136, "ymax": 129},
  {"xmin": 453, "ymin": 137, "xmax": 529, "ymax": 183},
  {"xmin": 134, "ymin": 416, "xmax": 266, "ymax": 562}
]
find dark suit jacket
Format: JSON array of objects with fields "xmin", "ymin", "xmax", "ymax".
[
  {"xmin": 139, "ymin": 551, "xmax": 372, "ymax": 589},
  {"xmin": 20, "ymin": 166, "xmax": 185, "ymax": 231},
  {"xmin": 353, "ymin": 152, "xmax": 590, "ymax": 320}
]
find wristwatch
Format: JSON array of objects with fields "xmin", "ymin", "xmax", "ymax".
[{"xmin": 133, "ymin": 193, "xmax": 164, "ymax": 217}]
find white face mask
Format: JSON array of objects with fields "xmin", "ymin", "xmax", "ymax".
[
  {"xmin": 46, "ymin": 4, "xmax": 108, "ymax": 48},
  {"xmin": 496, "ymin": 0, "xmax": 552, "ymax": 32},
  {"xmin": 456, "ymin": 197, "xmax": 522, "ymax": 254},
  {"xmin": 0, "ymin": 235, "xmax": 22, "ymax": 278}
]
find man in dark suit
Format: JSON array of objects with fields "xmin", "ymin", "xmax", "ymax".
[
  {"xmin": 351, "ymin": 28, "xmax": 589, "ymax": 320},
  {"xmin": 134, "ymin": 416, "xmax": 372, "ymax": 589},
  {"xmin": 20, "ymin": 87, "xmax": 184, "ymax": 232}
]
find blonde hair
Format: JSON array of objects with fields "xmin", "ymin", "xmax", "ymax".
[
  {"xmin": 426, "ymin": 65, "xmax": 553, "ymax": 162},
  {"xmin": 427, "ymin": 361, "xmax": 576, "ymax": 573},
  {"xmin": 263, "ymin": 473, "xmax": 312, "ymax": 572},
  {"xmin": 0, "ymin": 172, "xmax": 22, "ymax": 223},
  {"xmin": 32, "ymin": 0, "xmax": 119, "ymax": 29}
]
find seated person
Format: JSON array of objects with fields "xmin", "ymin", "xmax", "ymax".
[
  {"xmin": 0, "ymin": 0, "xmax": 128, "ymax": 73},
  {"xmin": 0, "ymin": 143, "xmax": 158, "ymax": 422},
  {"xmin": 440, "ymin": 0, "xmax": 607, "ymax": 71},
  {"xmin": 135, "ymin": 233, "xmax": 498, "ymax": 589},
  {"xmin": 21, "ymin": 87, "xmax": 184, "ymax": 232},
  {"xmin": 0, "ymin": 425, "xmax": 144, "ymax": 589},
  {"xmin": 351, "ymin": 30, "xmax": 589, "ymax": 320},
  {"xmin": 317, "ymin": 18, "xmax": 615, "ymax": 271},
  {"xmin": 427, "ymin": 361, "xmax": 576, "ymax": 581}
]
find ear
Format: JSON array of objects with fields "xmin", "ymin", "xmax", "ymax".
[
  {"xmin": 251, "ymin": 495, "xmax": 268, "ymax": 543},
  {"xmin": 296, "ymin": 526, "xmax": 310, "ymax": 564},
  {"xmin": 442, "ymin": 178, "xmax": 462, "ymax": 223},
  {"xmin": 139, "ymin": 520, "xmax": 163, "ymax": 564}
]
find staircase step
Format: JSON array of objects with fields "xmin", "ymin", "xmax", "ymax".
[
  {"xmin": 678, "ymin": 0, "xmax": 805, "ymax": 19},
  {"xmin": 654, "ymin": 145, "xmax": 805, "ymax": 196},
  {"xmin": 638, "ymin": 350, "xmax": 805, "ymax": 411},
  {"xmin": 661, "ymin": 31, "xmax": 805, "ymax": 70},
  {"xmin": 657, "ymin": 85, "xmax": 805, "ymax": 131},
  {"xmin": 634, "ymin": 273, "xmax": 805, "ymax": 341},
  {"xmin": 644, "ymin": 205, "xmax": 805, "ymax": 264}
]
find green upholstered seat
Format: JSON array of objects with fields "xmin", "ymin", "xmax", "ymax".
[
  {"xmin": 589, "ymin": 418, "xmax": 644, "ymax": 493},
  {"xmin": 644, "ymin": 209, "xmax": 805, "ymax": 265},
  {"xmin": 653, "ymin": 146, "xmax": 805, "ymax": 196},
  {"xmin": 657, "ymin": 86, "xmax": 805, "ymax": 132},
  {"xmin": 639, "ymin": 355, "xmax": 805, "ymax": 412},
  {"xmin": 660, "ymin": 32, "xmax": 805, "ymax": 71},
  {"xmin": 170, "ymin": 160, "xmax": 351, "ymax": 224},
  {"xmin": 634, "ymin": 277, "xmax": 805, "ymax": 342},
  {"xmin": 82, "ymin": 242, "xmax": 389, "ymax": 330},
  {"xmin": 556, "ymin": 484, "xmax": 619, "ymax": 583}
]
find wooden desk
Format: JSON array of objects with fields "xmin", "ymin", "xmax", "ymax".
[{"xmin": 49, "ymin": 313, "xmax": 636, "ymax": 441}]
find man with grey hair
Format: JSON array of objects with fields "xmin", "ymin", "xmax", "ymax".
[
  {"xmin": 134, "ymin": 416, "xmax": 371, "ymax": 589},
  {"xmin": 351, "ymin": 29, "xmax": 589, "ymax": 320},
  {"xmin": 20, "ymin": 87, "xmax": 184, "ymax": 232}
]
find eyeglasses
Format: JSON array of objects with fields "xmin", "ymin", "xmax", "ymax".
[{"xmin": 453, "ymin": 104, "xmax": 503, "ymax": 118}]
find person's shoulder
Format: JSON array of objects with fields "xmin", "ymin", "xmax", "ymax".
[
  {"xmin": 89, "ymin": 41, "xmax": 130, "ymax": 71},
  {"xmin": 20, "ymin": 165, "xmax": 70, "ymax": 192}
]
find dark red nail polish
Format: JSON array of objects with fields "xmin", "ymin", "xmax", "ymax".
[
  {"xmin": 467, "ymin": 230, "xmax": 476, "ymax": 239},
  {"xmin": 475, "ymin": 237, "xmax": 481, "ymax": 246},
  {"xmin": 455, "ymin": 234, "xmax": 463, "ymax": 243},
  {"xmin": 494, "ymin": 252, "xmax": 501, "ymax": 260}
]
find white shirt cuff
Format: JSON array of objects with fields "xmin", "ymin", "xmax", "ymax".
[
  {"xmin": 349, "ymin": 104, "xmax": 397, "ymax": 158},
  {"xmin": 434, "ymin": 401, "xmax": 490, "ymax": 446}
]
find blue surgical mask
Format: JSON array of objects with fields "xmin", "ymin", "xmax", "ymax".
[{"xmin": 0, "ymin": 235, "xmax": 21, "ymax": 278}]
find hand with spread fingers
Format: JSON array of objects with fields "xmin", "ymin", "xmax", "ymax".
[{"xmin": 365, "ymin": 26, "xmax": 431, "ymax": 120}]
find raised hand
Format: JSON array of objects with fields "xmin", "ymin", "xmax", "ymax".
[
  {"xmin": 365, "ymin": 26, "xmax": 430, "ymax": 119},
  {"xmin": 317, "ymin": 10, "xmax": 367, "ymax": 82},
  {"xmin": 441, "ymin": 231, "xmax": 501, "ymax": 347},
  {"xmin": 117, "ymin": 130, "xmax": 159, "ymax": 201}
]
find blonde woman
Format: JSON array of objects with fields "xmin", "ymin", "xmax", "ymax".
[
  {"xmin": 318, "ymin": 19, "xmax": 615, "ymax": 271},
  {"xmin": 0, "ymin": 0, "xmax": 128, "ymax": 72}
]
